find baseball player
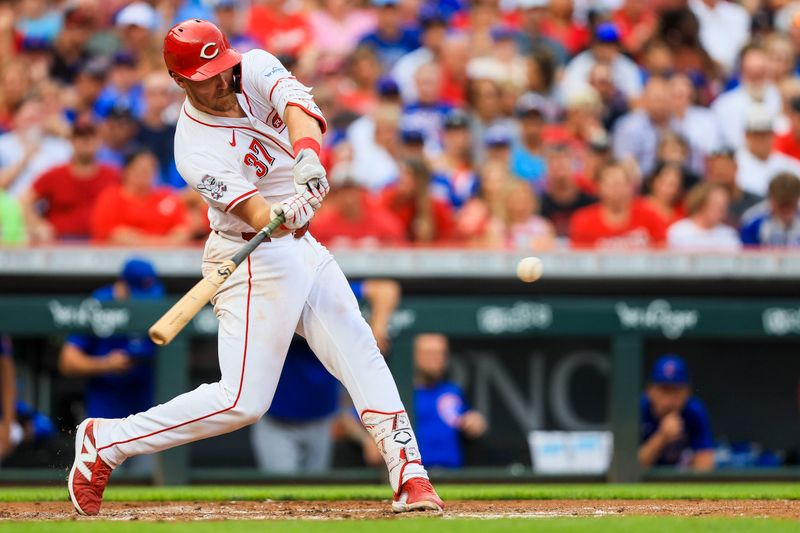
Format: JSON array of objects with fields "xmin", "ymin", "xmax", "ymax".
[{"xmin": 68, "ymin": 19, "xmax": 443, "ymax": 515}]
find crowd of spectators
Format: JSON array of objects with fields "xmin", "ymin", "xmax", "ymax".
[{"xmin": 2, "ymin": 0, "xmax": 800, "ymax": 250}]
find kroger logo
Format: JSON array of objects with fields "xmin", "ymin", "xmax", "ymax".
[
  {"xmin": 762, "ymin": 307, "xmax": 800, "ymax": 336},
  {"xmin": 615, "ymin": 300, "xmax": 698, "ymax": 339},
  {"xmin": 48, "ymin": 299, "xmax": 130, "ymax": 337},
  {"xmin": 477, "ymin": 302, "xmax": 553, "ymax": 334}
]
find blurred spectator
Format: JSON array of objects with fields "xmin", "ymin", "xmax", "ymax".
[
  {"xmin": 764, "ymin": 33, "xmax": 797, "ymax": 86},
  {"xmin": 775, "ymin": 95, "xmax": 800, "ymax": 161},
  {"xmin": 349, "ymin": 103, "xmax": 401, "ymax": 190},
  {"xmin": 689, "ymin": 0, "xmax": 750, "ymax": 74},
  {"xmin": 66, "ymin": 58, "xmax": 111, "ymax": 120},
  {"xmin": 251, "ymin": 279, "xmax": 401, "ymax": 473},
  {"xmin": 0, "ymin": 189, "xmax": 25, "ymax": 245},
  {"xmin": 135, "ymin": 72, "xmax": 180, "ymax": 187},
  {"xmin": 466, "ymin": 28, "xmax": 528, "ymax": 92},
  {"xmin": 456, "ymin": 160, "xmax": 512, "ymax": 246},
  {"xmin": 90, "ymin": 150, "xmax": 189, "ymax": 244},
  {"xmin": 380, "ymin": 157, "xmax": 455, "ymax": 242},
  {"xmin": 735, "ymin": 107, "xmax": 800, "ymax": 197},
  {"xmin": 643, "ymin": 162, "xmax": 686, "ymax": 227},
  {"xmin": 0, "ymin": 96, "xmax": 72, "ymax": 197},
  {"xmin": 467, "ymin": 78, "xmax": 515, "ymax": 165},
  {"xmin": 483, "ymin": 125, "xmax": 514, "ymax": 172},
  {"xmin": 712, "ymin": 44, "xmax": 782, "ymax": 149},
  {"xmin": 210, "ymin": 0, "xmax": 259, "ymax": 53},
  {"xmin": 510, "ymin": 93, "xmax": 548, "ymax": 186},
  {"xmin": 338, "ymin": 46, "xmax": 382, "ymax": 116},
  {"xmin": 588, "ymin": 62, "xmax": 629, "ymax": 132},
  {"xmin": 667, "ymin": 182, "xmax": 741, "ymax": 251},
  {"xmin": 539, "ymin": 0, "xmax": 590, "ymax": 57},
  {"xmin": 562, "ymin": 22, "xmax": 643, "ymax": 102},
  {"xmin": 20, "ymin": 118, "xmax": 120, "ymax": 243},
  {"xmin": 94, "ymin": 52, "xmax": 144, "ymax": 119},
  {"xmin": 670, "ymin": 73, "xmax": 724, "ymax": 169},
  {"xmin": 402, "ymin": 62, "xmax": 451, "ymax": 151},
  {"xmin": 414, "ymin": 333, "xmax": 487, "ymax": 468},
  {"xmin": 639, "ymin": 354, "xmax": 715, "ymax": 471},
  {"xmin": 515, "ymin": 0, "xmax": 568, "ymax": 65},
  {"xmin": 612, "ymin": 76, "xmax": 675, "ymax": 178},
  {"xmin": 247, "ymin": 0, "xmax": 310, "ymax": 59},
  {"xmin": 430, "ymin": 109, "xmax": 479, "ymax": 209},
  {"xmin": 49, "ymin": 5, "xmax": 96, "ymax": 84},
  {"xmin": 312, "ymin": 165, "xmax": 406, "ymax": 246},
  {"xmin": 540, "ymin": 145, "xmax": 597, "ymax": 237},
  {"xmin": 115, "ymin": 1, "xmax": 160, "ymax": 69},
  {"xmin": 505, "ymin": 179, "xmax": 556, "ymax": 250},
  {"xmin": 655, "ymin": 131, "xmax": 700, "ymax": 187},
  {"xmin": 740, "ymin": 172, "xmax": 800, "ymax": 247},
  {"xmin": 392, "ymin": 7, "xmax": 448, "ymax": 103},
  {"xmin": 611, "ymin": 0, "xmax": 658, "ymax": 57},
  {"xmin": 0, "ymin": 336, "xmax": 55, "ymax": 463},
  {"xmin": 570, "ymin": 161, "xmax": 667, "ymax": 248},
  {"xmin": 359, "ymin": 0, "xmax": 420, "ymax": 69},
  {"xmin": 59, "ymin": 258, "xmax": 162, "ymax": 419},
  {"xmin": 705, "ymin": 148, "xmax": 761, "ymax": 226},
  {"xmin": 97, "ymin": 105, "xmax": 142, "ymax": 168},
  {"xmin": 307, "ymin": 0, "xmax": 376, "ymax": 71}
]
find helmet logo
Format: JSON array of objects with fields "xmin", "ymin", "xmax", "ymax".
[{"xmin": 200, "ymin": 42, "xmax": 219, "ymax": 60}]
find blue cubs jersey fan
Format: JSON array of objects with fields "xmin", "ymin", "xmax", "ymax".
[
  {"xmin": 414, "ymin": 381, "xmax": 468, "ymax": 468},
  {"xmin": 740, "ymin": 202, "xmax": 800, "ymax": 247},
  {"xmin": 640, "ymin": 394, "xmax": 715, "ymax": 466},
  {"xmin": 65, "ymin": 259, "xmax": 164, "ymax": 419}
]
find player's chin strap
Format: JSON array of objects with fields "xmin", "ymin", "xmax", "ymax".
[{"xmin": 361, "ymin": 410, "xmax": 423, "ymax": 496}]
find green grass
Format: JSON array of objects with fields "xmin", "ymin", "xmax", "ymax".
[
  {"xmin": 2, "ymin": 483, "xmax": 800, "ymax": 503},
  {"xmin": 1, "ymin": 518, "xmax": 798, "ymax": 533}
]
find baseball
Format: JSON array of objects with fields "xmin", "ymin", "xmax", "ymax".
[{"xmin": 516, "ymin": 256, "xmax": 543, "ymax": 283}]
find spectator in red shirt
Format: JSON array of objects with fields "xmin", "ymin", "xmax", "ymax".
[
  {"xmin": 311, "ymin": 164, "xmax": 406, "ymax": 246},
  {"xmin": 612, "ymin": 0, "xmax": 658, "ymax": 58},
  {"xmin": 570, "ymin": 161, "xmax": 667, "ymax": 248},
  {"xmin": 90, "ymin": 150, "xmax": 189, "ymax": 245},
  {"xmin": 380, "ymin": 157, "xmax": 455, "ymax": 243},
  {"xmin": 20, "ymin": 118, "xmax": 120, "ymax": 242},
  {"xmin": 775, "ymin": 95, "xmax": 800, "ymax": 161},
  {"xmin": 539, "ymin": 145, "xmax": 597, "ymax": 237},
  {"xmin": 247, "ymin": 0, "xmax": 310, "ymax": 59},
  {"xmin": 539, "ymin": 0, "xmax": 590, "ymax": 57}
]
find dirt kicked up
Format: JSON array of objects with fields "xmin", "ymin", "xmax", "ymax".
[{"xmin": 2, "ymin": 499, "xmax": 800, "ymax": 521}]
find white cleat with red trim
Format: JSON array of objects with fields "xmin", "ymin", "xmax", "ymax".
[
  {"xmin": 68, "ymin": 419, "xmax": 113, "ymax": 516},
  {"xmin": 392, "ymin": 477, "xmax": 444, "ymax": 513}
]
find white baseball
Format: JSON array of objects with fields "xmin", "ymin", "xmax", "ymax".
[{"xmin": 516, "ymin": 256, "xmax": 543, "ymax": 283}]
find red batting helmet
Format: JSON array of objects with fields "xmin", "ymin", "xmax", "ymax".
[{"xmin": 163, "ymin": 19, "xmax": 241, "ymax": 81}]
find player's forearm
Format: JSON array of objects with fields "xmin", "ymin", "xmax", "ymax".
[
  {"xmin": 284, "ymin": 105, "xmax": 322, "ymax": 147},
  {"xmin": 0, "ymin": 358, "xmax": 16, "ymax": 424},
  {"xmin": 59, "ymin": 345, "xmax": 114, "ymax": 376},
  {"xmin": 362, "ymin": 279, "xmax": 401, "ymax": 336}
]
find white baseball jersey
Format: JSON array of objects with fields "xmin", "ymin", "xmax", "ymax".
[{"xmin": 175, "ymin": 49, "xmax": 327, "ymax": 234}]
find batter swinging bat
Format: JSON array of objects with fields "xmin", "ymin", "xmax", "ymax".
[{"xmin": 148, "ymin": 214, "xmax": 286, "ymax": 346}]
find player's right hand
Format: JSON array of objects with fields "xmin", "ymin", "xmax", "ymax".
[{"xmin": 271, "ymin": 190, "xmax": 317, "ymax": 230}]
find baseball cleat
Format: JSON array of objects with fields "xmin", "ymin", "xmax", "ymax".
[
  {"xmin": 392, "ymin": 477, "xmax": 444, "ymax": 513},
  {"xmin": 68, "ymin": 419, "xmax": 113, "ymax": 516}
]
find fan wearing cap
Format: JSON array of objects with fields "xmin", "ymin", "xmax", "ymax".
[
  {"xmin": 68, "ymin": 19, "xmax": 444, "ymax": 516},
  {"xmin": 359, "ymin": 0, "xmax": 421, "ymax": 70},
  {"xmin": 20, "ymin": 118, "xmax": 120, "ymax": 242},
  {"xmin": 59, "ymin": 259, "xmax": 163, "ymax": 424},
  {"xmin": 562, "ymin": 22, "xmax": 643, "ymax": 102},
  {"xmin": 639, "ymin": 355, "xmax": 714, "ymax": 471},
  {"xmin": 735, "ymin": 107, "xmax": 800, "ymax": 197}
]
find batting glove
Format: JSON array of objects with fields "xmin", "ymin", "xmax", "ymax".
[
  {"xmin": 293, "ymin": 148, "xmax": 329, "ymax": 208},
  {"xmin": 271, "ymin": 190, "xmax": 316, "ymax": 230}
]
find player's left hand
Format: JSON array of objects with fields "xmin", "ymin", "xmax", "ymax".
[{"xmin": 293, "ymin": 148, "xmax": 329, "ymax": 207}]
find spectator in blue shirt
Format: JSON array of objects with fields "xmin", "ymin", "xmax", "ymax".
[
  {"xmin": 414, "ymin": 333, "xmax": 486, "ymax": 468},
  {"xmin": 251, "ymin": 279, "xmax": 402, "ymax": 473},
  {"xmin": 510, "ymin": 93, "xmax": 548, "ymax": 188},
  {"xmin": 639, "ymin": 354, "xmax": 715, "ymax": 470},
  {"xmin": 359, "ymin": 0, "xmax": 420, "ymax": 70},
  {"xmin": 58, "ymin": 258, "xmax": 163, "ymax": 421},
  {"xmin": 740, "ymin": 172, "xmax": 800, "ymax": 247}
]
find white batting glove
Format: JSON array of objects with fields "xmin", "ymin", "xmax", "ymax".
[
  {"xmin": 293, "ymin": 148, "xmax": 329, "ymax": 208},
  {"xmin": 271, "ymin": 190, "xmax": 316, "ymax": 230}
]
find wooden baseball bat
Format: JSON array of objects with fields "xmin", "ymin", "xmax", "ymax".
[{"xmin": 148, "ymin": 214, "xmax": 285, "ymax": 346}]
